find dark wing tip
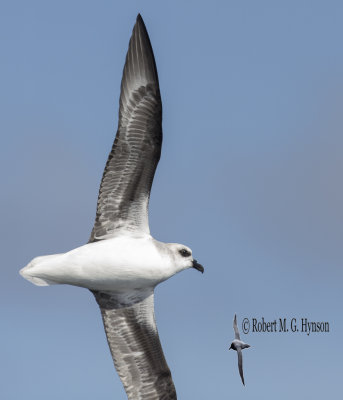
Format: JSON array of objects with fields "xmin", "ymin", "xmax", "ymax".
[
  {"xmin": 119, "ymin": 13, "xmax": 160, "ymax": 111},
  {"xmin": 136, "ymin": 13, "xmax": 143, "ymax": 23},
  {"xmin": 135, "ymin": 14, "xmax": 150, "ymax": 43},
  {"xmin": 120, "ymin": 12, "xmax": 161, "ymax": 120},
  {"xmin": 135, "ymin": 13, "xmax": 146, "ymax": 34}
]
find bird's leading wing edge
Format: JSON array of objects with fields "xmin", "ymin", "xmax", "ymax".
[
  {"xmin": 237, "ymin": 348, "xmax": 245, "ymax": 386},
  {"xmin": 233, "ymin": 314, "xmax": 240, "ymax": 340},
  {"xmin": 89, "ymin": 14, "xmax": 162, "ymax": 242}
]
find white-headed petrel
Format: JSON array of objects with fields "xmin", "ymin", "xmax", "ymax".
[
  {"xmin": 229, "ymin": 314, "xmax": 251, "ymax": 386},
  {"xmin": 20, "ymin": 14, "xmax": 204, "ymax": 400}
]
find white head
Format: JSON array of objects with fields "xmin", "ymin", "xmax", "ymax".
[{"xmin": 163, "ymin": 243, "xmax": 204, "ymax": 274}]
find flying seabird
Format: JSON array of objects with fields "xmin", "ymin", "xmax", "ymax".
[
  {"xmin": 20, "ymin": 14, "xmax": 204, "ymax": 400},
  {"xmin": 229, "ymin": 314, "xmax": 251, "ymax": 386}
]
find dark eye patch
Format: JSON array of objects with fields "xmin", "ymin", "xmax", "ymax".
[{"xmin": 179, "ymin": 249, "xmax": 191, "ymax": 257}]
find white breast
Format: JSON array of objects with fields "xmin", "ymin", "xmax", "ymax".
[{"xmin": 20, "ymin": 235, "xmax": 176, "ymax": 291}]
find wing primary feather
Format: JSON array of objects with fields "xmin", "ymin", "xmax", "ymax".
[
  {"xmin": 92, "ymin": 289, "xmax": 177, "ymax": 399},
  {"xmin": 89, "ymin": 14, "xmax": 162, "ymax": 242},
  {"xmin": 233, "ymin": 314, "xmax": 240, "ymax": 340},
  {"xmin": 237, "ymin": 348, "xmax": 245, "ymax": 386}
]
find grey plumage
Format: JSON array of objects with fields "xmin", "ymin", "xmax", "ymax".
[
  {"xmin": 233, "ymin": 314, "xmax": 240, "ymax": 340},
  {"xmin": 90, "ymin": 15, "xmax": 176, "ymax": 400},
  {"xmin": 92, "ymin": 290, "xmax": 176, "ymax": 399},
  {"xmin": 237, "ymin": 348, "xmax": 244, "ymax": 386},
  {"xmin": 89, "ymin": 14, "xmax": 162, "ymax": 242},
  {"xmin": 19, "ymin": 12, "xmax": 204, "ymax": 400},
  {"xmin": 229, "ymin": 314, "xmax": 251, "ymax": 386}
]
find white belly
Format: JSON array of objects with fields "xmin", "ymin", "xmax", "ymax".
[{"xmin": 20, "ymin": 236, "xmax": 174, "ymax": 291}]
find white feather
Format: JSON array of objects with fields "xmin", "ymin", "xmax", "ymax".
[{"xmin": 20, "ymin": 234, "xmax": 188, "ymax": 291}]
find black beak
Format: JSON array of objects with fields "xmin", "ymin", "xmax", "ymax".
[{"xmin": 192, "ymin": 259, "xmax": 204, "ymax": 273}]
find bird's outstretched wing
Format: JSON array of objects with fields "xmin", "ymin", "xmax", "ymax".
[
  {"xmin": 89, "ymin": 14, "xmax": 162, "ymax": 242},
  {"xmin": 233, "ymin": 314, "xmax": 240, "ymax": 340},
  {"xmin": 237, "ymin": 348, "xmax": 245, "ymax": 386},
  {"xmin": 92, "ymin": 289, "xmax": 177, "ymax": 400}
]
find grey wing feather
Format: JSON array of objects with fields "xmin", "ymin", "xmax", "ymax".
[
  {"xmin": 237, "ymin": 348, "xmax": 245, "ymax": 386},
  {"xmin": 233, "ymin": 314, "xmax": 240, "ymax": 340},
  {"xmin": 92, "ymin": 289, "xmax": 177, "ymax": 400},
  {"xmin": 89, "ymin": 14, "xmax": 162, "ymax": 242}
]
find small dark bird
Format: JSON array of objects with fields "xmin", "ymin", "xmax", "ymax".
[{"xmin": 229, "ymin": 314, "xmax": 251, "ymax": 385}]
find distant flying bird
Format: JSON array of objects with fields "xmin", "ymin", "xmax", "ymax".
[
  {"xmin": 20, "ymin": 14, "xmax": 204, "ymax": 400},
  {"xmin": 229, "ymin": 314, "xmax": 251, "ymax": 385}
]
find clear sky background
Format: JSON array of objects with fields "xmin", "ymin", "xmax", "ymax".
[{"xmin": 1, "ymin": 1, "xmax": 342, "ymax": 398}]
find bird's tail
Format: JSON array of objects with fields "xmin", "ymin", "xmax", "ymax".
[{"xmin": 20, "ymin": 254, "xmax": 62, "ymax": 286}]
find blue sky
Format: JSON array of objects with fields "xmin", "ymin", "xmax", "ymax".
[{"xmin": 1, "ymin": 1, "xmax": 343, "ymax": 398}]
